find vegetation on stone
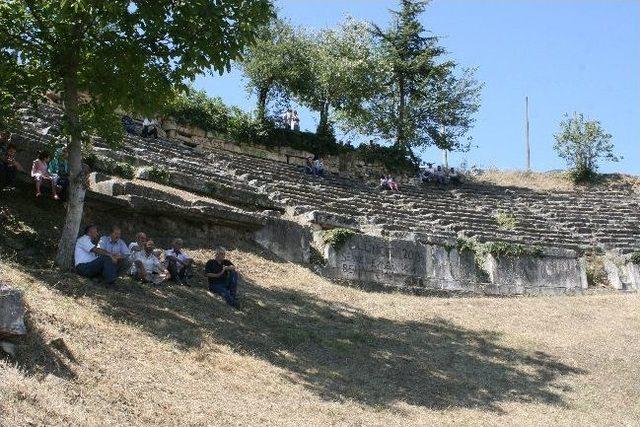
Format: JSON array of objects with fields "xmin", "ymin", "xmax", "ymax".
[
  {"xmin": 495, "ymin": 211, "xmax": 518, "ymax": 230},
  {"xmin": 322, "ymin": 228, "xmax": 357, "ymax": 251},
  {"xmin": 585, "ymin": 255, "xmax": 609, "ymax": 287},
  {"xmin": 147, "ymin": 166, "xmax": 171, "ymax": 186},
  {"xmin": 630, "ymin": 251, "xmax": 640, "ymax": 265}
]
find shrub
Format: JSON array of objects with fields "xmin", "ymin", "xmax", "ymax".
[
  {"xmin": 148, "ymin": 166, "xmax": 171, "ymax": 185},
  {"xmin": 629, "ymin": 251, "xmax": 640, "ymax": 265},
  {"xmin": 357, "ymin": 142, "xmax": 420, "ymax": 175},
  {"xmin": 495, "ymin": 211, "xmax": 517, "ymax": 230},
  {"xmin": 164, "ymin": 88, "xmax": 230, "ymax": 135},
  {"xmin": 113, "ymin": 161, "xmax": 135, "ymax": 179},
  {"xmin": 322, "ymin": 228, "xmax": 356, "ymax": 251},
  {"xmin": 553, "ymin": 112, "xmax": 620, "ymax": 184},
  {"xmin": 586, "ymin": 255, "xmax": 608, "ymax": 287}
]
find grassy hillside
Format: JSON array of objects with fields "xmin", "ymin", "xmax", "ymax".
[{"xmin": 1, "ymin": 186, "xmax": 639, "ymax": 426}]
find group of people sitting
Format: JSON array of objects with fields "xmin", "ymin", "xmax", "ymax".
[
  {"xmin": 420, "ymin": 163, "xmax": 462, "ymax": 185},
  {"xmin": 380, "ymin": 175, "xmax": 400, "ymax": 191},
  {"xmin": 303, "ymin": 156, "xmax": 326, "ymax": 177},
  {"xmin": 74, "ymin": 225, "xmax": 240, "ymax": 308},
  {"xmin": 30, "ymin": 148, "xmax": 69, "ymax": 200}
]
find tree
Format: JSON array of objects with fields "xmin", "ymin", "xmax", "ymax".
[
  {"xmin": 294, "ymin": 18, "xmax": 379, "ymax": 136},
  {"xmin": 553, "ymin": 112, "xmax": 620, "ymax": 183},
  {"xmin": 0, "ymin": 0, "xmax": 272, "ymax": 268},
  {"xmin": 240, "ymin": 18, "xmax": 307, "ymax": 122},
  {"xmin": 350, "ymin": 0, "xmax": 480, "ymax": 149}
]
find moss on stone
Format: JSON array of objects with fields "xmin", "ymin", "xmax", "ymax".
[{"xmin": 322, "ymin": 228, "xmax": 356, "ymax": 251}]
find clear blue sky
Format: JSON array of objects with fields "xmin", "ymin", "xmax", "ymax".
[{"xmin": 195, "ymin": 0, "xmax": 640, "ymax": 174}]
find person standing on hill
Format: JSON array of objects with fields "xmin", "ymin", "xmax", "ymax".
[{"xmin": 205, "ymin": 247, "xmax": 239, "ymax": 308}]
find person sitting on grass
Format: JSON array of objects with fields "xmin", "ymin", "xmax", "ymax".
[
  {"xmin": 48, "ymin": 146, "xmax": 70, "ymax": 198},
  {"xmin": 128, "ymin": 232, "xmax": 148, "ymax": 253},
  {"xmin": 98, "ymin": 225, "xmax": 132, "ymax": 276},
  {"xmin": 165, "ymin": 238, "xmax": 194, "ymax": 286},
  {"xmin": 205, "ymin": 247, "xmax": 239, "ymax": 308},
  {"xmin": 31, "ymin": 151, "xmax": 59, "ymax": 200},
  {"xmin": 1, "ymin": 143, "xmax": 23, "ymax": 191},
  {"xmin": 131, "ymin": 239, "xmax": 168, "ymax": 285},
  {"xmin": 75, "ymin": 225, "xmax": 119, "ymax": 287}
]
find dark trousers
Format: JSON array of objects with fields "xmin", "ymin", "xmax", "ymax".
[
  {"xmin": 209, "ymin": 272, "xmax": 238, "ymax": 306},
  {"xmin": 76, "ymin": 256, "xmax": 118, "ymax": 285},
  {"xmin": 0, "ymin": 162, "xmax": 16, "ymax": 188},
  {"xmin": 141, "ymin": 125, "xmax": 158, "ymax": 138},
  {"xmin": 167, "ymin": 259, "xmax": 192, "ymax": 283}
]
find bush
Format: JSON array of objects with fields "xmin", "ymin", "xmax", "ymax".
[
  {"xmin": 164, "ymin": 88, "xmax": 230, "ymax": 135},
  {"xmin": 357, "ymin": 142, "xmax": 419, "ymax": 175},
  {"xmin": 148, "ymin": 166, "xmax": 171, "ymax": 185},
  {"xmin": 322, "ymin": 228, "xmax": 356, "ymax": 251},
  {"xmin": 113, "ymin": 161, "xmax": 135, "ymax": 179},
  {"xmin": 586, "ymin": 255, "xmax": 608, "ymax": 287},
  {"xmin": 630, "ymin": 252, "xmax": 640, "ymax": 265},
  {"xmin": 495, "ymin": 211, "xmax": 517, "ymax": 230}
]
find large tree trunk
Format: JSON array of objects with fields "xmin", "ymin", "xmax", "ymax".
[
  {"xmin": 256, "ymin": 86, "xmax": 269, "ymax": 122},
  {"xmin": 317, "ymin": 101, "xmax": 330, "ymax": 136},
  {"xmin": 55, "ymin": 70, "xmax": 87, "ymax": 269}
]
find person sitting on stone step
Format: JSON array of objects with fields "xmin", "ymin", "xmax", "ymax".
[
  {"xmin": 98, "ymin": 225, "xmax": 132, "ymax": 276},
  {"xmin": 312, "ymin": 156, "xmax": 325, "ymax": 177},
  {"xmin": 131, "ymin": 239, "xmax": 168, "ymax": 285},
  {"xmin": 448, "ymin": 167, "xmax": 462, "ymax": 185},
  {"xmin": 387, "ymin": 175, "xmax": 399, "ymax": 191},
  {"xmin": 205, "ymin": 247, "xmax": 239, "ymax": 308},
  {"xmin": 165, "ymin": 238, "xmax": 194, "ymax": 286},
  {"xmin": 75, "ymin": 225, "xmax": 119, "ymax": 287},
  {"xmin": 303, "ymin": 156, "xmax": 314, "ymax": 175},
  {"xmin": 141, "ymin": 117, "xmax": 159, "ymax": 139},
  {"xmin": 31, "ymin": 150, "xmax": 59, "ymax": 200},
  {"xmin": 420, "ymin": 162, "xmax": 436, "ymax": 183},
  {"xmin": 48, "ymin": 146, "xmax": 70, "ymax": 199},
  {"xmin": 1, "ymin": 143, "xmax": 23, "ymax": 191},
  {"xmin": 434, "ymin": 165, "xmax": 446, "ymax": 184}
]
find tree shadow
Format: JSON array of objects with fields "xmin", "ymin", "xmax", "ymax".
[{"xmin": 9, "ymin": 259, "xmax": 586, "ymax": 412}]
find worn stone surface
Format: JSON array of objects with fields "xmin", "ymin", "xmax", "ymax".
[
  {"xmin": 254, "ymin": 219, "xmax": 311, "ymax": 264},
  {"xmin": 0, "ymin": 283, "xmax": 27, "ymax": 337}
]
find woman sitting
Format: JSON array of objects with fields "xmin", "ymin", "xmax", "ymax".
[{"xmin": 31, "ymin": 151, "xmax": 59, "ymax": 200}]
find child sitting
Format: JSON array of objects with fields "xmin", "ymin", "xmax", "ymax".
[{"xmin": 31, "ymin": 151, "xmax": 59, "ymax": 200}]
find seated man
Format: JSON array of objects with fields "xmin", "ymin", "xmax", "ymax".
[
  {"xmin": 131, "ymin": 240, "xmax": 168, "ymax": 285},
  {"xmin": 421, "ymin": 162, "xmax": 436, "ymax": 183},
  {"xmin": 1, "ymin": 143, "xmax": 23, "ymax": 190},
  {"xmin": 448, "ymin": 167, "xmax": 462, "ymax": 184},
  {"xmin": 98, "ymin": 225, "xmax": 131, "ymax": 275},
  {"xmin": 312, "ymin": 157, "xmax": 326, "ymax": 177},
  {"xmin": 128, "ymin": 232, "xmax": 148, "ymax": 253},
  {"xmin": 205, "ymin": 247, "xmax": 239, "ymax": 308},
  {"xmin": 75, "ymin": 225, "xmax": 119, "ymax": 286},
  {"xmin": 434, "ymin": 165, "xmax": 446, "ymax": 184},
  {"xmin": 303, "ymin": 156, "xmax": 314, "ymax": 174},
  {"xmin": 141, "ymin": 117, "xmax": 159, "ymax": 139},
  {"xmin": 165, "ymin": 238, "xmax": 193, "ymax": 286}
]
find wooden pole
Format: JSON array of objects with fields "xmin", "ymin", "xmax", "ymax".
[{"xmin": 525, "ymin": 96, "xmax": 531, "ymax": 171}]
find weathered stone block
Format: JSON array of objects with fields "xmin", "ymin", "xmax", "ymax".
[
  {"xmin": 254, "ymin": 219, "xmax": 311, "ymax": 264},
  {"xmin": 0, "ymin": 283, "xmax": 27, "ymax": 337}
]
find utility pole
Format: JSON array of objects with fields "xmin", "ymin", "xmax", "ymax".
[{"xmin": 525, "ymin": 96, "xmax": 531, "ymax": 171}]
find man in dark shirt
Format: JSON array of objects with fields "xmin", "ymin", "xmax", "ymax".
[{"xmin": 205, "ymin": 247, "xmax": 239, "ymax": 308}]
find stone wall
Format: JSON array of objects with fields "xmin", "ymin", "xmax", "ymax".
[{"xmin": 318, "ymin": 232, "xmax": 589, "ymax": 295}]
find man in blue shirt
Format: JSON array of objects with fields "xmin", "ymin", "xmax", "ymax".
[{"xmin": 98, "ymin": 225, "xmax": 132, "ymax": 276}]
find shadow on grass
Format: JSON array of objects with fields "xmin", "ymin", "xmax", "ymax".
[{"xmin": 8, "ymin": 258, "xmax": 586, "ymax": 413}]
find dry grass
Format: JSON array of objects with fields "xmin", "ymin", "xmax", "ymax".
[
  {"xmin": 470, "ymin": 169, "xmax": 640, "ymax": 193},
  {"xmin": 2, "ymin": 188, "xmax": 640, "ymax": 426}
]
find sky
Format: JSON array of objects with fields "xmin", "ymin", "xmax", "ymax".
[{"xmin": 195, "ymin": 0, "xmax": 640, "ymax": 174}]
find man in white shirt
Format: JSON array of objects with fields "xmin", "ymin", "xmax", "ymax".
[
  {"xmin": 128, "ymin": 232, "xmax": 148, "ymax": 253},
  {"xmin": 131, "ymin": 240, "xmax": 168, "ymax": 285},
  {"xmin": 165, "ymin": 238, "xmax": 194, "ymax": 286},
  {"xmin": 98, "ymin": 225, "xmax": 131, "ymax": 275},
  {"xmin": 75, "ymin": 225, "xmax": 119, "ymax": 286},
  {"xmin": 141, "ymin": 117, "xmax": 158, "ymax": 138}
]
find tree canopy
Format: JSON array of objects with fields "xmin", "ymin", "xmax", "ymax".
[{"xmin": 0, "ymin": 0, "xmax": 273, "ymax": 267}]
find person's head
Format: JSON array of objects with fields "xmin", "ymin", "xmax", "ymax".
[
  {"xmin": 110, "ymin": 225, "xmax": 121, "ymax": 241},
  {"xmin": 427, "ymin": 162, "xmax": 433, "ymax": 167},
  {"xmin": 450, "ymin": 167, "xmax": 455, "ymax": 172},
  {"xmin": 61, "ymin": 146, "xmax": 69, "ymax": 159},
  {"xmin": 0, "ymin": 131, "xmax": 9, "ymax": 144},
  {"xmin": 84, "ymin": 225, "xmax": 98, "ymax": 239},
  {"xmin": 135, "ymin": 232, "xmax": 148, "ymax": 245},
  {"xmin": 6, "ymin": 143, "xmax": 16, "ymax": 156},
  {"xmin": 172, "ymin": 238, "xmax": 183, "ymax": 251},
  {"xmin": 437, "ymin": 166, "xmax": 442, "ymax": 171},
  {"xmin": 214, "ymin": 246, "xmax": 227, "ymax": 261},
  {"xmin": 37, "ymin": 151, "xmax": 50, "ymax": 162},
  {"xmin": 145, "ymin": 239, "xmax": 155, "ymax": 254},
  {"xmin": 293, "ymin": 110, "xmax": 298, "ymax": 114}
]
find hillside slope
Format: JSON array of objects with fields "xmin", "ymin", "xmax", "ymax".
[{"xmin": 1, "ymin": 187, "xmax": 639, "ymax": 426}]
